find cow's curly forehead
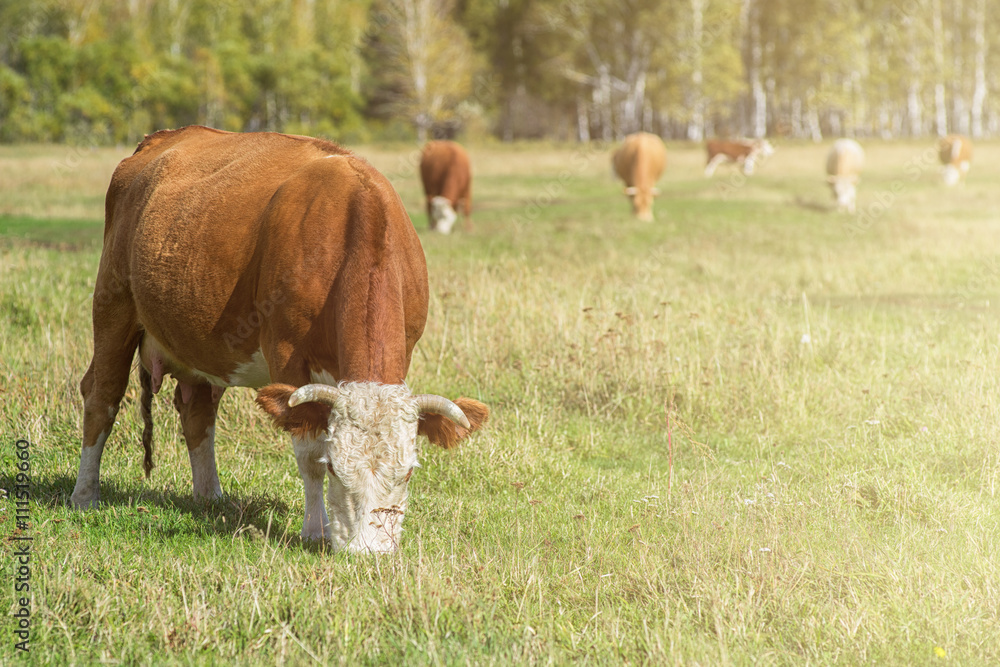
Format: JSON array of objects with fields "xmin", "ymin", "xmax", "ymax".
[{"xmin": 323, "ymin": 383, "xmax": 420, "ymax": 480}]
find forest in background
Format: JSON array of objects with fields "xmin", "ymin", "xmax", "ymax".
[{"xmin": 0, "ymin": 0, "xmax": 996, "ymax": 145}]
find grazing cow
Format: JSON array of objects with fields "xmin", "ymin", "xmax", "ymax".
[
  {"xmin": 825, "ymin": 139, "xmax": 865, "ymax": 214},
  {"xmin": 939, "ymin": 134, "xmax": 972, "ymax": 186},
  {"xmin": 70, "ymin": 126, "xmax": 489, "ymax": 554},
  {"xmin": 613, "ymin": 132, "xmax": 666, "ymax": 221},
  {"xmin": 419, "ymin": 140, "xmax": 471, "ymax": 234},
  {"xmin": 704, "ymin": 138, "xmax": 775, "ymax": 177}
]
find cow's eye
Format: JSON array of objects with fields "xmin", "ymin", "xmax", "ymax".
[
  {"xmin": 326, "ymin": 462, "xmax": 336, "ymax": 477},
  {"xmin": 403, "ymin": 467, "xmax": 413, "ymax": 482}
]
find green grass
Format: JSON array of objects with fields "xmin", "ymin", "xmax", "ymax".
[{"xmin": 2, "ymin": 140, "xmax": 1000, "ymax": 665}]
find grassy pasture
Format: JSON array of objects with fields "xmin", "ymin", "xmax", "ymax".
[{"xmin": 1, "ymin": 138, "xmax": 1000, "ymax": 665}]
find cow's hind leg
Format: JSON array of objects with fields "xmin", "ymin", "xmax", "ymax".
[
  {"xmin": 704, "ymin": 153, "xmax": 727, "ymax": 177},
  {"xmin": 425, "ymin": 198, "xmax": 437, "ymax": 231},
  {"xmin": 173, "ymin": 382, "xmax": 225, "ymax": 500},
  {"xmin": 71, "ymin": 317, "xmax": 140, "ymax": 508},
  {"xmin": 460, "ymin": 185, "xmax": 472, "ymax": 232}
]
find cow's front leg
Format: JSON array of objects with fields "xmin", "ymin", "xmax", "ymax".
[
  {"xmin": 174, "ymin": 382, "xmax": 224, "ymax": 500},
  {"xmin": 293, "ymin": 436, "xmax": 329, "ymax": 542}
]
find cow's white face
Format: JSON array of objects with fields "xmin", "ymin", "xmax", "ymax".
[
  {"xmin": 257, "ymin": 380, "xmax": 483, "ymax": 555},
  {"xmin": 942, "ymin": 164, "xmax": 961, "ymax": 186},
  {"xmin": 430, "ymin": 196, "xmax": 457, "ymax": 234},
  {"xmin": 624, "ymin": 186, "xmax": 660, "ymax": 222},
  {"xmin": 744, "ymin": 140, "xmax": 774, "ymax": 174},
  {"xmin": 830, "ymin": 179, "xmax": 857, "ymax": 213},
  {"xmin": 295, "ymin": 383, "xmax": 420, "ymax": 553}
]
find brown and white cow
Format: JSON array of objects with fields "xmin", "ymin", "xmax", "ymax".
[
  {"xmin": 939, "ymin": 134, "xmax": 972, "ymax": 186},
  {"xmin": 613, "ymin": 132, "xmax": 666, "ymax": 222},
  {"xmin": 419, "ymin": 140, "xmax": 471, "ymax": 234},
  {"xmin": 704, "ymin": 138, "xmax": 774, "ymax": 177},
  {"xmin": 826, "ymin": 138, "xmax": 865, "ymax": 214},
  {"xmin": 70, "ymin": 126, "xmax": 489, "ymax": 554}
]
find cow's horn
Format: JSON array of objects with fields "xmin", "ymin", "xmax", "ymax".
[
  {"xmin": 289, "ymin": 384, "xmax": 340, "ymax": 407},
  {"xmin": 414, "ymin": 395, "xmax": 471, "ymax": 429}
]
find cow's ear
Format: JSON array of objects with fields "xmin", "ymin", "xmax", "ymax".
[
  {"xmin": 418, "ymin": 398, "xmax": 489, "ymax": 449},
  {"xmin": 256, "ymin": 384, "xmax": 331, "ymax": 438}
]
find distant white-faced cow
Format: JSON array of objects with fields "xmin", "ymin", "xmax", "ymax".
[
  {"xmin": 704, "ymin": 138, "xmax": 774, "ymax": 177},
  {"xmin": 419, "ymin": 140, "xmax": 471, "ymax": 234},
  {"xmin": 826, "ymin": 139, "xmax": 865, "ymax": 214},
  {"xmin": 613, "ymin": 132, "xmax": 666, "ymax": 221},
  {"xmin": 939, "ymin": 134, "xmax": 972, "ymax": 186},
  {"xmin": 70, "ymin": 126, "xmax": 489, "ymax": 554}
]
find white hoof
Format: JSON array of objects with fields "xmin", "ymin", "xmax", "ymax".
[
  {"xmin": 301, "ymin": 526, "xmax": 327, "ymax": 542},
  {"xmin": 70, "ymin": 490, "xmax": 100, "ymax": 510},
  {"xmin": 193, "ymin": 488, "xmax": 223, "ymax": 502}
]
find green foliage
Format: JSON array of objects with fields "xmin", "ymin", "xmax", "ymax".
[
  {"xmin": 0, "ymin": 0, "xmax": 371, "ymax": 143},
  {"xmin": 2, "ymin": 0, "xmax": 1000, "ymax": 141}
]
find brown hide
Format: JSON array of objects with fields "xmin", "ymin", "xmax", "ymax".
[
  {"xmin": 98, "ymin": 126, "xmax": 428, "ymax": 392},
  {"xmin": 706, "ymin": 139, "xmax": 755, "ymax": 161},
  {"xmin": 612, "ymin": 132, "xmax": 666, "ymax": 221},
  {"xmin": 419, "ymin": 141, "xmax": 472, "ymax": 229},
  {"xmin": 939, "ymin": 134, "xmax": 973, "ymax": 167}
]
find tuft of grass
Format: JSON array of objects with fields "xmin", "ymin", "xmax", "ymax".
[{"xmin": 2, "ymin": 141, "xmax": 1000, "ymax": 664}]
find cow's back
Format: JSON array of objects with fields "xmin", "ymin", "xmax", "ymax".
[
  {"xmin": 826, "ymin": 139, "xmax": 864, "ymax": 177},
  {"xmin": 419, "ymin": 141, "xmax": 470, "ymax": 201},
  {"xmin": 101, "ymin": 126, "xmax": 427, "ymax": 386},
  {"xmin": 613, "ymin": 133, "xmax": 666, "ymax": 187},
  {"xmin": 939, "ymin": 134, "xmax": 972, "ymax": 164}
]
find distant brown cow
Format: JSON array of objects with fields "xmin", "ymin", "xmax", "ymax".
[
  {"xmin": 939, "ymin": 134, "xmax": 972, "ymax": 186},
  {"xmin": 419, "ymin": 141, "xmax": 471, "ymax": 234},
  {"xmin": 704, "ymin": 138, "xmax": 774, "ymax": 177},
  {"xmin": 613, "ymin": 132, "xmax": 666, "ymax": 221}
]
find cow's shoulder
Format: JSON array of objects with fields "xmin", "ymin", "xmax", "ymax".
[
  {"xmin": 132, "ymin": 125, "xmax": 226, "ymax": 156},
  {"xmin": 280, "ymin": 132, "xmax": 352, "ymax": 159}
]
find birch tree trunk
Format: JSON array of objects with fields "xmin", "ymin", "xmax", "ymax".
[
  {"xmin": 951, "ymin": 0, "xmax": 968, "ymax": 135},
  {"xmin": 576, "ymin": 95, "xmax": 590, "ymax": 142},
  {"xmin": 623, "ymin": 69, "xmax": 646, "ymax": 136},
  {"xmin": 687, "ymin": 0, "xmax": 706, "ymax": 141},
  {"xmin": 970, "ymin": 0, "xmax": 987, "ymax": 137},
  {"xmin": 750, "ymin": 23, "xmax": 766, "ymax": 136},
  {"xmin": 932, "ymin": 0, "xmax": 948, "ymax": 136},
  {"xmin": 596, "ymin": 63, "xmax": 613, "ymax": 142},
  {"xmin": 401, "ymin": 0, "xmax": 431, "ymax": 142},
  {"xmin": 742, "ymin": 0, "xmax": 767, "ymax": 137}
]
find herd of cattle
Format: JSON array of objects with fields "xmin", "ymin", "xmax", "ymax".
[
  {"xmin": 422, "ymin": 132, "xmax": 973, "ymax": 225},
  {"xmin": 69, "ymin": 124, "xmax": 975, "ymax": 554},
  {"xmin": 614, "ymin": 132, "xmax": 972, "ymax": 221}
]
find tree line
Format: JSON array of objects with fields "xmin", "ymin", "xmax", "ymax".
[{"xmin": 1, "ymin": 0, "xmax": 996, "ymax": 145}]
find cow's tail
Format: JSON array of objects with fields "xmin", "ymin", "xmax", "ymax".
[{"xmin": 139, "ymin": 365, "xmax": 155, "ymax": 478}]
